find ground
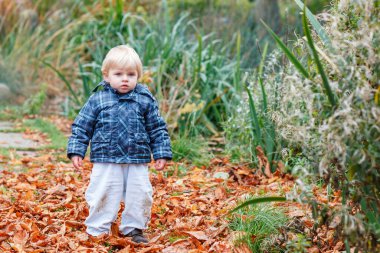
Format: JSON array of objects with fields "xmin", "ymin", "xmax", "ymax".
[{"xmin": 0, "ymin": 115, "xmax": 344, "ymax": 253}]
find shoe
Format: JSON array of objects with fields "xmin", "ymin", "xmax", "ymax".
[{"xmin": 125, "ymin": 228, "xmax": 149, "ymax": 243}]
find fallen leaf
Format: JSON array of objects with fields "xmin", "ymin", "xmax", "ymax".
[
  {"xmin": 215, "ymin": 186, "xmax": 227, "ymax": 200},
  {"xmin": 12, "ymin": 230, "xmax": 29, "ymax": 246},
  {"xmin": 183, "ymin": 231, "xmax": 209, "ymax": 241},
  {"xmin": 308, "ymin": 246, "xmax": 320, "ymax": 253}
]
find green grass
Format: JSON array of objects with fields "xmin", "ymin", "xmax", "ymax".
[
  {"xmin": 163, "ymin": 164, "xmax": 189, "ymax": 178},
  {"xmin": 23, "ymin": 118, "xmax": 67, "ymax": 150},
  {"xmin": 0, "ymin": 148, "xmax": 11, "ymax": 157},
  {"xmin": 229, "ymin": 201, "xmax": 288, "ymax": 253},
  {"xmin": 171, "ymin": 135, "xmax": 213, "ymax": 166},
  {"xmin": 0, "ymin": 129, "xmax": 24, "ymax": 133},
  {"xmin": 168, "ymin": 234, "xmax": 189, "ymax": 243},
  {"xmin": 0, "ymin": 106, "xmax": 23, "ymax": 120},
  {"xmin": 0, "ymin": 186, "xmax": 7, "ymax": 194},
  {"xmin": 285, "ymin": 233, "xmax": 311, "ymax": 253}
]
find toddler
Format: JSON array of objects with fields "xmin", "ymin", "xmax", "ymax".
[{"xmin": 67, "ymin": 45, "xmax": 172, "ymax": 243}]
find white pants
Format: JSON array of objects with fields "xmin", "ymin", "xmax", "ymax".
[{"xmin": 84, "ymin": 163, "xmax": 153, "ymax": 236}]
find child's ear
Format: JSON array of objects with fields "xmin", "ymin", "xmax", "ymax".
[{"xmin": 103, "ymin": 74, "xmax": 109, "ymax": 82}]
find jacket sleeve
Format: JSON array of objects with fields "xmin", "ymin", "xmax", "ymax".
[
  {"xmin": 67, "ymin": 95, "xmax": 97, "ymax": 159},
  {"xmin": 145, "ymin": 98, "xmax": 172, "ymax": 160}
]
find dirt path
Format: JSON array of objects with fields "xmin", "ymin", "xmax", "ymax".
[{"xmin": 0, "ymin": 121, "xmax": 41, "ymax": 149}]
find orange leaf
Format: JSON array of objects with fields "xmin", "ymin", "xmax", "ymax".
[
  {"xmin": 12, "ymin": 230, "xmax": 29, "ymax": 246},
  {"xmin": 215, "ymin": 186, "xmax": 227, "ymax": 200},
  {"xmin": 183, "ymin": 231, "xmax": 209, "ymax": 241}
]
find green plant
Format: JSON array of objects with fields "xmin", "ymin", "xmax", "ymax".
[
  {"xmin": 22, "ymin": 84, "xmax": 47, "ymax": 115},
  {"xmin": 229, "ymin": 201, "xmax": 288, "ymax": 253},
  {"xmin": 260, "ymin": 0, "xmax": 380, "ymax": 250},
  {"xmin": 0, "ymin": 148, "xmax": 10, "ymax": 157},
  {"xmin": 245, "ymin": 77, "xmax": 279, "ymax": 172},
  {"xmin": 168, "ymin": 234, "xmax": 188, "ymax": 243},
  {"xmin": 171, "ymin": 135, "xmax": 212, "ymax": 166},
  {"xmin": 261, "ymin": 21, "xmax": 309, "ymax": 79},
  {"xmin": 230, "ymin": 196, "xmax": 287, "ymax": 214},
  {"xmin": 262, "ymin": 2, "xmax": 337, "ymax": 110},
  {"xmin": 43, "ymin": 58, "xmax": 97, "ymax": 113},
  {"xmin": 294, "ymin": 0, "xmax": 332, "ymax": 47},
  {"xmin": 302, "ymin": 5, "xmax": 336, "ymax": 108},
  {"xmin": 285, "ymin": 233, "xmax": 311, "ymax": 253}
]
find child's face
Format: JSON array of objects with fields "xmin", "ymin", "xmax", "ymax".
[{"xmin": 104, "ymin": 67, "xmax": 138, "ymax": 94}]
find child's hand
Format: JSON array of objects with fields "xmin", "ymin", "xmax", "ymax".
[
  {"xmin": 71, "ymin": 155, "xmax": 83, "ymax": 170},
  {"xmin": 154, "ymin": 159, "xmax": 167, "ymax": 171}
]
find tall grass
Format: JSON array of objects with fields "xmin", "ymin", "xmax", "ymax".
[
  {"xmin": 253, "ymin": 0, "xmax": 379, "ymax": 250},
  {"xmin": 171, "ymin": 135, "xmax": 213, "ymax": 166},
  {"xmin": 1, "ymin": 0, "xmax": 243, "ymax": 139},
  {"xmin": 223, "ymin": 42, "xmax": 282, "ymax": 167},
  {"xmin": 0, "ymin": 1, "xmax": 89, "ymax": 98}
]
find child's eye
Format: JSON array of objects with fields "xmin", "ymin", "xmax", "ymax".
[
  {"xmin": 115, "ymin": 73, "xmax": 122, "ymax": 76},
  {"xmin": 128, "ymin": 72, "xmax": 136, "ymax": 76}
]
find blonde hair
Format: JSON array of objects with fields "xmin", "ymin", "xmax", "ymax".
[{"xmin": 101, "ymin": 45, "xmax": 143, "ymax": 78}]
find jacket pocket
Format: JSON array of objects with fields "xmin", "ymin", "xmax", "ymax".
[
  {"xmin": 90, "ymin": 140, "xmax": 110, "ymax": 157},
  {"xmin": 135, "ymin": 133, "xmax": 150, "ymax": 144},
  {"xmin": 131, "ymin": 133, "xmax": 151, "ymax": 156}
]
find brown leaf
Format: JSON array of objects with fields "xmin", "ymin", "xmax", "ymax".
[
  {"xmin": 233, "ymin": 243, "xmax": 251, "ymax": 253},
  {"xmin": 256, "ymin": 146, "xmax": 273, "ymax": 178},
  {"xmin": 209, "ymin": 241, "xmax": 233, "ymax": 253},
  {"xmin": 215, "ymin": 186, "xmax": 227, "ymax": 200},
  {"xmin": 75, "ymin": 232, "xmax": 89, "ymax": 242},
  {"xmin": 162, "ymin": 242, "xmax": 192, "ymax": 253},
  {"xmin": 66, "ymin": 220, "xmax": 85, "ymax": 228},
  {"xmin": 307, "ymin": 246, "xmax": 320, "ymax": 253},
  {"xmin": 236, "ymin": 168, "xmax": 251, "ymax": 176},
  {"xmin": 287, "ymin": 209, "xmax": 305, "ymax": 218},
  {"xmin": 108, "ymin": 236, "xmax": 138, "ymax": 247},
  {"xmin": 0, "ymin": 231, "xmax": 9, "ymax": 242},
  {"xmin": 68, "ymin": 240, "xmax": 77, "ymax": 250},
  {"xmin": 14, "ymin": 182, "xmax": 36, "ymax": 191},
  {"xmin": 334, "ymin": 241, "xmax": 344, "ymax": 250},
  {"xmin": 57, "ymin": 223, "xmax": 66, "ymax": 236},
  {"xmin": 29, "ymin": 231, "xmax": 46, "ymax": 243},
  {"xmin": 304, "ymin": 219, "xmax": 314, "ymax": 228},
  {"xmin": 183, "ymin": 231, "xmax": 209, "ymax": 241},
  {"xmin": 118, "ymin": 246, "xmax": 131, "ymax": 253},
  {"xmin": 110, "ymin": 222, "xmax": 119, "ymax": 237},
  {"xmin": 12, "ymin": 230, "xmax": 29, "ymax": 246},
  {"xmin": 139, "ymin": 245, "xmax": 164, "ymax": 253},
  {"xmin": 63, "ymin": 192, "xmax": 73, "ymax": 204},
  {"xmin": 268, "ymin": 176, "xmax": 279, "ymax": 184}
]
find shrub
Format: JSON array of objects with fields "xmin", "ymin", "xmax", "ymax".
[
  {"xmin": 22, "ymin": 84, "xmax": 47, "ymax": 115},
  {"xmin": 256, "ymin": 0, "xmax": 379, "ymax": 250}
]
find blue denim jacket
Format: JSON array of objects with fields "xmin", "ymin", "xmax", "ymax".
[{"xmin": 67, "ymin": 81, "xmax": 172, "ymax": 163}]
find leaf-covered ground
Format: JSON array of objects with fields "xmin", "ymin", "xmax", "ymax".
[{"xmin": 0, "ymin": 116, "xmax": 344, "ymax": 252}]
